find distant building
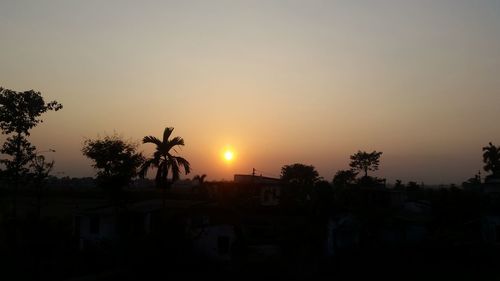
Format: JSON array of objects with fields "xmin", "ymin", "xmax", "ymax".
[
  {"xmin": 234, "ymin": 174, "xmax": 283, "ymax": 206},
  {"xmin": 179, "ymin": 205, "xmax": 242, "ymax": 262},
  {"xmin": 234, "ymin": 174, "xmax": 282, "ymax": 185}
]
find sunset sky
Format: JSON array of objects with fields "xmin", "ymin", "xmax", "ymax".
[{"xmin": 1, "ymin": 0, "xmax": 499, "ymax": 184}]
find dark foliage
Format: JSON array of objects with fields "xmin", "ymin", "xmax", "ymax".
[
  {"xmin": 0, "ymin": 87, "xmax": 62, "ymax": 135},
  {"xmin": 483, "ymin": 142, "xmax": 500, "ymax": 181},
  {"xmin": 82, "ymin": 135, "xmax": 144, "ymax": 195},
  {"xmin": 139, "ymin": 127, "xmax": 191, "ymax": 189},
  {"xmin": 349, "ymin": 150, "xmax": 382, "ymax": 178},
  {"xmin": 332, "ymin": 169, "xmax": 358, "ymax": 188},
  {"xmin": 0, "ymin": 87, "xmax": 62, "ymax": 217},
  {"xmin": 281, "ymin": 163, "xmax": 320, "ymax": 185}
]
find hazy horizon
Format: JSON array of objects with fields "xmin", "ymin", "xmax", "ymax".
[{"xmin": 1, "ymin": 0, "xmax": 500, "ymax": 184}]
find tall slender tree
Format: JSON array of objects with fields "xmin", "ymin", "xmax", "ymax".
[
  {"xmin": 140, "ymin": 127, "xmax": 191, "ymax": 206},
  {"xmin": 0, "ymin": 87, "xmax": 62, "ymax": 217}
]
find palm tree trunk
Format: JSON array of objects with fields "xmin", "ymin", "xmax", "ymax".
[{"xmin": 162, "ymin": 167, "xmax": 168, "ymax": 209}]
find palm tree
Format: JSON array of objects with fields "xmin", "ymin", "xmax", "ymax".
[
  {"xmin": 140, "ymin": 127, "xmax": 191, "ymax": 206},
  {"xmin": 483, "ymin": 142, "xmax": 500, "ymax": 182},
  {"xmin": 192, "ymin": 174, "xmax": 207, "ymax": 194},
  {"xmin": 193, "ymin": 174, "xmax": 206, "ymax": 185}
]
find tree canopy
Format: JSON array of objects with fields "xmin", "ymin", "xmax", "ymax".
[
  {"xmin": 0, "ymin": 134, "xmax": 36, "ymax": 179},
  {"xmin": 280, "ymin": 163, "xmax": 320, "ymax": 185},
  {"xmin": 0, "ymin": 87, "xmax": 62, "ymax": 135},
  {"xmin": 349, "ymin": 150, "xmax": 383, "ymax": 178},
  {"xmin": 332, "ymin": 169, "xmax": 358, "ymax": 188},
  {"xmin": 139, "ymin": 127, "xmax": 191, "ymax": 189},
  {"xmin": 0, "ymin": 87, "xmax": 62, "ymax": 177},
  {"xmin": 193, "ymin": 174, "xmax": 207, "ymax": 185},
  {"xmin": 82, "ymin": 135, "xmax": 144, "ymax": 193},
  {"xmin": 482, "ymin": 142, "xmax": 500, "ymax": 181}
]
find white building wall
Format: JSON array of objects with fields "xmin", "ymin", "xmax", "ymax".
[
  {"xmin": 191, "ymin": 225, "xmax": 236, "ymax": 262},
  {"xmin": 77, "ymin": 214, "xmax": 117, "ymax": 249}
]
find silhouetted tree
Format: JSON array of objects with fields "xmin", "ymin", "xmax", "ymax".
[
  {"xmin": 280, "ymin": 163, "xmax": 320, "ymax": 185},
  {"xmin": 280, "ymin": 163, "xmax": 319, "ymax": 206},
  {"xmin": 1, "ymin": 134, "xmax": 35, "ymax": 181},
  {"xmin": 192, "ymin": 174, "xmax": 207, "ymax": 194},
  {"xmin": 0, "ymin": 87, "xmax": 62, "ymax": 217},
  {"xmin": 82, "ymin": 135, "xmax": 144, "ymax": 204},
  {"xmin": 482, "ymin": 142, "xmax": 500, "ymax": 182},
  {"xmin": 140, "ymin": 127, "xmax": 191, "ymax": 187},
  {"xmin": 406, "ymin": 181, "xmax": 420, "ymax": 191},
  {"xmin": 349, "ymin": 150, "xmax": 383, "ymax": 178},
  {"xmin": 394, "ymin": 179, "xmax": 405, "ymax": 189},
  {"xmin": 193, "ymin": 174, "xmax": 207, "ymax": 185},
  {"xmin": 332, "ymin": 169, "xmax": 358, "ymax": 188},
  {"xmin": 30, "ymin": 155, "xmax": 54, "ymax": 221},
  {"xmin": 139, "ymin": 127, "xmax": 191, "ymax": 206}
]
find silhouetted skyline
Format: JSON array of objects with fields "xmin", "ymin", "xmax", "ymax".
[{"xmin": 1, "ymin": 0, "xmax": 500, "ymax": 184}]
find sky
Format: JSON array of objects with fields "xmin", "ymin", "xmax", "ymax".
[{"xmin": 1, "ymin": 0, "xmax": 499, "ymax": 184}]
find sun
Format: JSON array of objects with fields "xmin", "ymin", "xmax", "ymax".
[{"xmin": 224, "ymin": 150, "xmax": 234, "ymax": 161}]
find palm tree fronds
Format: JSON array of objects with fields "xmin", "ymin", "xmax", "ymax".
[
  {"xmin": 171, "ymin": 162, "xmax": 180, "ymax": 182},
  {"xmin": 142, "ymin": 127, "xmax": 191, "ymax": 189},
  {"xmin": 166, "ymin": 136, "xmax": 185, "ymax": 151},
  {"xmin": 163, "ymin": 127, "xmax": 174, "ymax": 143},
  {"xmin": 138, "ymin": 158, "xmax": 156, "ymax": 178},
  {"xmin": 143, "ymin": 136, "xmax": 162, "ymax": 146},
  {"xmin": 174, "ymin": 156, "xmax": 191, "ymax": 175}
]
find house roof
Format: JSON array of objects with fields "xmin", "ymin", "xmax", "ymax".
[{"xmin": 233, "ymin": 174, "xmax": 282, "ymax": 184}]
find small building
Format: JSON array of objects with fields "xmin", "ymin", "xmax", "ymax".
[
  {"xmin": 234, "ymin": 174, "xmax": 283, "ymax": 206},
  {"xmin": 74, "ymin": 199, "xmax": 203, "ymax": 250},
  {"xmin": 178, "ymin": 205, "xmax": 242, "ymax": 262},
  {"xmin": 74, "ymin": 206, "xmax": 120, "ymax": 250}
]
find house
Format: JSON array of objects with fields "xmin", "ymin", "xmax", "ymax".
[
  {"xmin": 177, "ymin": 205, "xmax": 242, "ymax": 262},
  {"xmin": 74, "ymin": 199, "xmax": 203, "ymax": 250},
  {"xmin": 74, "ymin": 205, "xmax": 119, "ymax": 250},
  {"xmin": 234, "ymin": 174, "xmax": 283, "ymax": 206}
]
